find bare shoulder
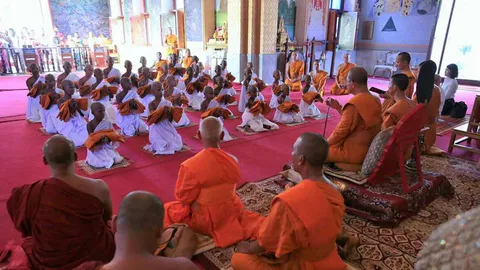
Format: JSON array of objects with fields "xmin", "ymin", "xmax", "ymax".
[{"xmin": 82, "ymin": 177, "xmax": 110, "ymax": 201}]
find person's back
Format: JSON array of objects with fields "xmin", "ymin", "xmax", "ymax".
[{"xmin": 7, "ymin": 135, "xmax": 115, "ymax": 270}]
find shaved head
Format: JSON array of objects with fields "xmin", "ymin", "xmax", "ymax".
[
  {"xmin": 348, "ymin": 67, "xmax": 368, "ymax": 85},
  {"xmin": 45, "ymin": 74, "xmax": 55, "ymax": 81},
  {"xmin": 43, "ymin": 135, "xmax": 77, "ymax": 168},
  {"xmin": 116, "ymin": 191, "xmax": 164, "ymax": 233},
  {"xmin": 292, "ymin": 133, "xmax": 329, "ymax": 168},
  {"xmin": 199, "ymin": 117, "xmax": 223, "ymax": 142}
]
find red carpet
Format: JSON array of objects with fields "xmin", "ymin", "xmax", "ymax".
[{"xmin": 0, "ymin": 76, "xmax": 478, "ymax": 248}]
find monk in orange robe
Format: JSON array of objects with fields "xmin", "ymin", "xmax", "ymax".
[
  {"xmin": 182, "ymin": 48, "xmax": 194, "ymax": 68},
  {"xmin": 381, "ymin": 73, "xmax": 416, "ymax": 130},
  {"xmin": 284, "ymin": 51, "xmax": 304, "ymax": 92},
  {"xmin": 74, "ymin": 191, "xmax": 198, "ymax": 270},
  {"xmin": 153, "ymin": 52, "xmax": 168, "ymax": 82},
  {"xmin": 164, "ymin": 27, "xmax": 178, "ymax": 56},
  {"xmin": 326, "ymin": 67, "xmax": 382, "ymax": 171},
  {"xmin": 4, "ymin": 135, "xmax": 115, "ymax": 270},
  {"xmin": 330, "ymin": 53, "xmax": 356, "ymax": 95},
  {"xmin": 395, "ymin": 52, "xmax": 416, "ymax": 99},
  {"xmin": 311, "ymin": 59, "xmax": 328, "ymax": 96},
  {"xmin": 232, "ymin": 133, "xmax": 346, "ymax": 270},
  {"xmin": 164, "ymin": 117, "xmax": 264, "ymax": 248}
]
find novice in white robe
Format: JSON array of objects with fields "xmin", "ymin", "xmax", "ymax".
[
  {"xmin": 106, "ymin": 67, "xmax": 122, "ymax": 86},
  {"xmin": 269, "ymin": 70, "xmax": 284, "ymax": 109},
  {"xmin": 144, "ymin": 99, "xmax": 183, "ymax": 155},
  {"xmin": 273, "ymin": 95, "xmax": 304, "ymax": 124},
  {"xmin": 88, "ymin": 80, "xmax": 117, "ymax": 124},
  {"xmin": 40, "ymin": 87, "xmax": 63, "ymax": 134},
  {"xmin": 240, "ymin": 86, "xmax": 279, "ymax": 132},
  {"xmin": 26, "ymin": 76, "xmax": 45, "ymax": 123},
  {"xmin": 165, "ymin": 76, "xmax": 191, "ymax": 128},
  {"xmin": 138, "ymin": 79, "xmax": 154, "ymax": 118},
  {"xmin": 86, "ymin": 119, "xmax": 124, "ymax": 168},
  {"xmin": 239, "ymin": 68, "xmax": 257, "ymax": 113},
  {"xmin": 299, "ymin": 85, "xmax": 322, "ymax": 118},
  {"xmin": 116, "ymin": 84, "xmax": 149, "ymax": 137},
  {"xmin": 185, "ymin": 81, "xmax": 204, "ymax": 110},
  {"xmin": 205, "ymin": 99, "xmax": 234, "ymax": 141}
]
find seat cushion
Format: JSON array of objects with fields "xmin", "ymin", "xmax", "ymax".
[{"xmin": 361, "ymin": 127, "xmax": 394, "ymax": 175}]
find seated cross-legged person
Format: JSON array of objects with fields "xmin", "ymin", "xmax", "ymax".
[
  {"xmin": 164, "ymin": 117, "xmax": 265, "ymax": 248},
  {"xmin": 164, "ymin": 75, "xmax": 191, "ymax": 128},
  {"xmin": 311, "ymin": 60, "xmax": 329, "ymax": 96},
  {"xmin": 144, "ymin": 82, "xmax": 183, "ymax": 155},
  {"xmin": 79, "ymin": 64, "xmax": 96, "ymax": 88},
  {"xmin": 330, "ymin": 53, "xmax": 356, "ymax": 95},
  {"xmin": 240, "ymin": 85, "xmax": 279, "ymax": 132},
  {"xmin": 300, "ymin": 74, "xmax": 323, "ymax": 118},
  {"xmin": 104, "ymin": 56, "xmax": 122, "ymax": 86},
  {"xmin": 269, "ymin": 70, "xmax": 284, "ymax": 109},
  {"xmin": 380, "ymin": 73, "xmax": 416, "ymax": 130},
  {"xmin": 232, "ymin": 133, "xmax": 346, "ymax": 270},
  {"xmin": 56, "ymin": 80, "xmax": 89, "ymax": 147},
  {"xmin": 57, "ymin": 61, "xmax": 80, "ymax": 89},
  {"xmin": 85, "ymin": 103, "xmax": 124, "ymax": 169},
  {"xmin": 326, "ymin": 67, "xmax": 382, "ymax": 171},
  {"xmin": 238, "ymin": 68, "xmax": 256, "ymax": 113},
  {"xmin": 40, "ymin": 74, "xmax": 63, "ymax": 134},
  {"xmin": 284, "ymin": 51, "xmax": 304, "ymax": 92},
  {"xmin": 273, "ymin": 84, "xmax": 304, "ymax": 124},
  {"xmin": 75, "ymin": 191, "xmax": 198, "ymax": 270},
  {"xmin": 200, "ymin": 87, "xmax": 234, "ymax": 141},
  {"xmin": 5, "ymin": 135, "xmax": 115, "ymax": 269},
  {"xmin": 25, "ymin": 63, "xmax": 44, "ymax": 123},
  {"xmin": 121, "ymin": 60, "xmax": 137, "ymax": 79},
  {"xmin": 89, "ymin": 68, "xmax": 118, "ymax": 124},
  {"xmin": 116, "ymin": 77, "xmax": 149, "ymax": 137},
  {"xmin": 137, "ymin": 68, "xmax": 155, "ymax": 118}
]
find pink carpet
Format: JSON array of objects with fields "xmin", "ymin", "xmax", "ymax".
[{"xmin": 0, "ymin": 76, "xmax": 478, "ymax": 248}]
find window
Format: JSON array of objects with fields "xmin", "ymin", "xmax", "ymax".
[{"xmin": 330, "ymin": 0, "xmax": 343, "ymax": 10}]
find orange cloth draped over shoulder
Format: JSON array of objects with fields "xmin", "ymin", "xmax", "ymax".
[
  {"xmin": 137, "ymin": 85, "xmax": 151, "ymax": 98},
  {"xmin": 147, "ymin": 106, "xmax": 183, "ymax": 125},
  {"xmin": 253, "ymin": 78, "xmax": 267, "ymax": 92},
  {"xmin": 382, "ymin": 99, "xmax": 416, "ymax": 130},
  {"xmin": 231, "ymin": 179, "xmax": 346, "ymax": 270},
  {"xmin": 413, "ymin": 86, "xmax": 443, "ymax": 155},
  {"xmin": 164, "ymin": 148, "xmax": 265, "ymax": 248},
  {"xmin": 166, "ymin": 94, "xmax": 189, "ymax": 107},
  {"xmin": 403, "ymin": 70, "xmax": 417, "ymax": 99},
  {"xmin": 182, "ymin": 56, "xmax": 193, "ymax": 68},
  {"xmin": 277, "ymin": 101, "xmax": 300, "ymax": 113},
  {"xmin": 91, "ymin": 86, "xmax": 118, "ymax": 101},
  {"xmin": 302, "ymin": 91, "xmax": 323, "ymax": 105},
  {"xmin": 312, "ymin": 70, "xmax": 329, "ymax": 96},
  {"xmin": 57, "ymin": 98, "xmax": 89, "ymax": 122},
  {"xmin": 118, "ymin": 99, "xmax": 146, "ymax": 116},
  {"xmin": 285, "ymin": 60, "xmax": 304, "ymax": 92},
  {"xmin": 154, "ymin": 60, "xmax": 168, "ymax": 81},
  {"xmin": 226, "ymin": 73, "xmax": 236, "ymax": 82},
  {"xmin": 165, "ymin": 34, "xmax": 178, "ymax": 56},
  {"xmin": 186, "ymin": 81, "xmax": 204, "ymax": 95},
  {"xmin": 40, "ymin": 93, "xmax": 56, "ymax": 109},
  {"xmin": 27, "ymin": 82, "xmax": 43, "ymax": 97},
  {"xmin": 327, "ymin": 93, "xmax": 382, "ymax": 167},
  {"xmin": 250, "ymin": 101, "xmax": 271, "ymax": 116},
  {"xmin": 84, "ymin": 129, "xmax": 125, "ymax": 151},
  {"xmin": 331, "ymin": 63, "xmax": 356, "ymax": 95},
  {"xmin": 105, "ymin": 77, "xmax": 118, "ymax": 84},
  {"xmin": 201, "ymin": 107, "xmax": 231, "ymax": 119},
  {"xmin": 214, "ymin": 94, "xmax": 236, "ymax": 105},
  {"xmin": 6, "ymin": 178, "xmax": 115, "ymax": 270},
  {"xmin": 79, "ymin": 85, "xmax": 91, "ymax": 97}
]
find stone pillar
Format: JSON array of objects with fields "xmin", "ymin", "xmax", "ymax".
[
  {"xmin": 227, "ymin": 0, "xmax": 249, "ymax": 82},
  {"xmin": 247, "ymin": 0, "xmax": 261, "ymax": 78},
  {"xmin": 258, "ymin": 0, "xmax": 279, "ymax": 83}
]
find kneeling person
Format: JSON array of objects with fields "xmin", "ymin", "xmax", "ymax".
[
  {"xmin": 273, "ymin": 84, "xmax": 304, "ymax": 124},
  {"xmin": 116, "ymin": 77, "xmax": 149, "ymax": 137}
]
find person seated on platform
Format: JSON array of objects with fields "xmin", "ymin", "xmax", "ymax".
[
  {"xmin": 26, "ymin": 63, "xmax": 44, "ymax": 123},
  {"xmin": 138, "ymin": 67, "xmax": 155, "ymax": 118},
  {"xmin": 269, "ymin": 70, "xmax": 284, "ymax": 109},
  {"xmin": 40, "ymin": 74, "xmax": 62, "ymax": 133},
  {"xmin": 412, "ymin": 60, "xmax": 443, "ymax": 155},
  {"xmin": 232, "ymin": 132, "xmax": 347, "ymax": 270},
  {"xmin": 240, "ymin": 85, "xmax": 279, "ymax": 132},
  {"xmin": 273, "ymin": 84, "xmax": 304, "ymax": 124},
  {"xmin": 164, "ymin": 27, "xmax": 178, "ymax": 57},
  {"xmin": 310, "ymin": 59, "xmax": 328, "ymax": 96},
  {"xmin": 285, "ymin": 51, "xmax": 304, "ymax": 92},
  {"xmin": 122, "ymin": 60, "xmax": 137, "ymax": 79},
  {"xmin": 200, "ymin": 86, "xmax": 234, "ymax": 141},
  {"xmin": 153, "ymin": 52, "xmax": 168, "ymax": 82},
  {"xmin": 440, "ymin": 63, "xmax": 459, "ymax": 115},
  {"xmin": 394, "ymin": 52, "xmax": 416, "ymax": 99},
  {"xmin": 326, "ymin": 67, "xmax": 382, "ymax": 171},
  {"xmin": 164, "ymin": 117, "xmax": 264, "ymax": 247},
  {"xmin": 56, "ymin": 80, "xmax": 89, "ymax": 147},
  {"xmin": 86, "ymin": 103, "xmax": 124, "ymax": 168},
  {"xmin": 89, "ymin": 68, "xmax": 117, "ymax": 124},
  {"xmin": 104, "ymin": 56, "xmax": 122, "ymax": 86},
  {"xmin": 5, "ymin": 135, "xmax": 115, "ymax": 269},
  {"xmin": 238, "ymin": 68, "xmax": 256, "ymax": 112},
  {"xmin": 57, "ymin": 61, "xmax": 80, "ymax": 89},
  {"xmin": 164, "ymin": 75, "xmax": 191, "ymax": 128},
  {"xmin": 247, "ymin": 62, "xmax": 258, "ymax": 79},
  {"xmin": 220, "ymin": 59, "xmax": 229, "ymax": 76},
  {"xmin": 75, "ymin": 191, "xmax": 198, "ymax": 270},
  {"xmin": 79, "ymin": 64, "xmax": 96, "ymax": 87},
  {"xmin": 181, "ymin": 48, "xmax": 194, "ymax": 68},
  {"xmin": 144, "ymin": 82, "xmax": 183, "ymax": 155},
  {"xmin": 380, "ymin": 73, "xmax": 416, "ymax": 130},
  {"xmin": 300, "ymin": 74, "xmax": 323, "ymax": 118},
  {"xmin": 138, "ymin": 56, "xmax": 148, "ymax": 75},
  {"xmin": 330, "ymin": 53, "xmax": 356, "ymax": 95},
  {"xmin": 116, "ymin": 77, "xmax": 149, "ymax": 137}
]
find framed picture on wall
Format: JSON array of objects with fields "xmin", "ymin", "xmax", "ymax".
[
  {"xmin": 338, "ymin": 12, "xmax": 358, "ymax": 51},
  {"xmin": 131, "ymin": 15, "xmax": 149, "ymax": 46},
  {"xmin": 361, "ymin": 21, "xmax": 374, "ymax": 40}
]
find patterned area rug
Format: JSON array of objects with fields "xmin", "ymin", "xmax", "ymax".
[
  {"xmin": 196, "ymin": 155, "xmax": 480, "ymax": 270},
  {"xmin": 76, "ymin": 158, "xmax": 133, "ymax": 175},
  {"xmin": 436, "ymin": 115, "xmax": 470, "ymax": 136}
]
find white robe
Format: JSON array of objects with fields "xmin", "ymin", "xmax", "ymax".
[
  {"xmin": 273, "ymin": 96, "xmax": 304, "ymax": 124},
  {"xmin": 88, "ymin": 81, "xmax": 117, "ymax": 124},
  {"xmin": 86, "ymin": 120, "xmax": 124, "ymax": 168},
  {"xmin": 206, "ymin": 100, "xmax": 234, "ymax": 141},
  {"xmin": 269, "ymin": 81, "xmax": 284, "ymax": 109},
  {"xmin": 26, "ymin": 76, "xmax": 45, "ymax": 123},
  {"xmin": 40, "ymin": 88, "xmax": 63, "ymax": 133},
  {"xmin": 107, "ymin": 68, "xmax": 122, "ymax": 87},
  {"xmin": 116, "ymin": 89, "xmax": 149, "ymax": 136},
  {"xmin": 221, "ymin": 69, "xmax": 229, "ymax": 76},
  {"xmin": 56, "ymin": 108, "xmax": 88, "ymax": 147},
  {"xmin": 241, "ymin": 97, "xmax": 279, "ymax": 132},
  {"xmin": 239, "ymin": 79, "xmax": 263, "ymax": 113},
  {"xmin": 83, "ymin": 76, "xmax": 96, "ymax": 86},
  {"xmin": 185, "ymin": 90, "xmax": 204, "ymax": 111},
  {"xmin": 139, "ymin": 79, "xmax": 154, "ymax": 118},
  {"xmin": 167, "ymin": 88, "xmax": 191, "ymax": 128},
  {"xmin": 144, "ymin": 99, "xmax": 183, "ymax": 155},
  {"xmin": 299, "ymin": 85, "xmax": 322, "ymax": 118},
  {"xmin": 65, "ymin": 72, "xmax": 80, "ymax": 84},
  {"xmin": 219, "ymin": 87, "xmax": 237, "ymax": 96}
]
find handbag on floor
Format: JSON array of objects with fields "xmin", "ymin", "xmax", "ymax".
[
  {"xmin": 442, "ymin": 98, "xmax": 455, "ymax": 115},
  {"xmin": 450, "ymin": 101, "xmax": 467, "ymax": 118}
]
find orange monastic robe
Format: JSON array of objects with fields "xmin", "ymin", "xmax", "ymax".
[
  {"xmin": 330, "ymin": 63, "xmax": 356, "ymax": 95},
  {"xmin": 285, "ymin": 60, "xmax": 304, "ymax": 92},
  {"xmin": 403, "ymin": 70, "xmax": 416, "ymax": 99},
  {"xmin": 165, "ymin": 34, "xmax": 178, "ymax": 56},
  {"xmin": 382, "ymin": 99, "xmax": 415, "ymax": 130},
  {"xmin": 231, "ymin": 179, "xmax": 346, "ymax": 270},
  {"xmin": 327, "ymin": 93, "xmax": 382, "ymax": 168},
  {"xmin": 311, "ymin": 70, "xmax": 328, "ymax": 96},
  {"xmin": 182, "ymin": 56, "xmax": 193, "ymax": 68},
  {"xmin": 413, "ymin": 86, "xmax": 443, "ymax": 155},
  {"xmin": 164, "ymin": 148, "xmax": 265, "ymax": 248}
]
